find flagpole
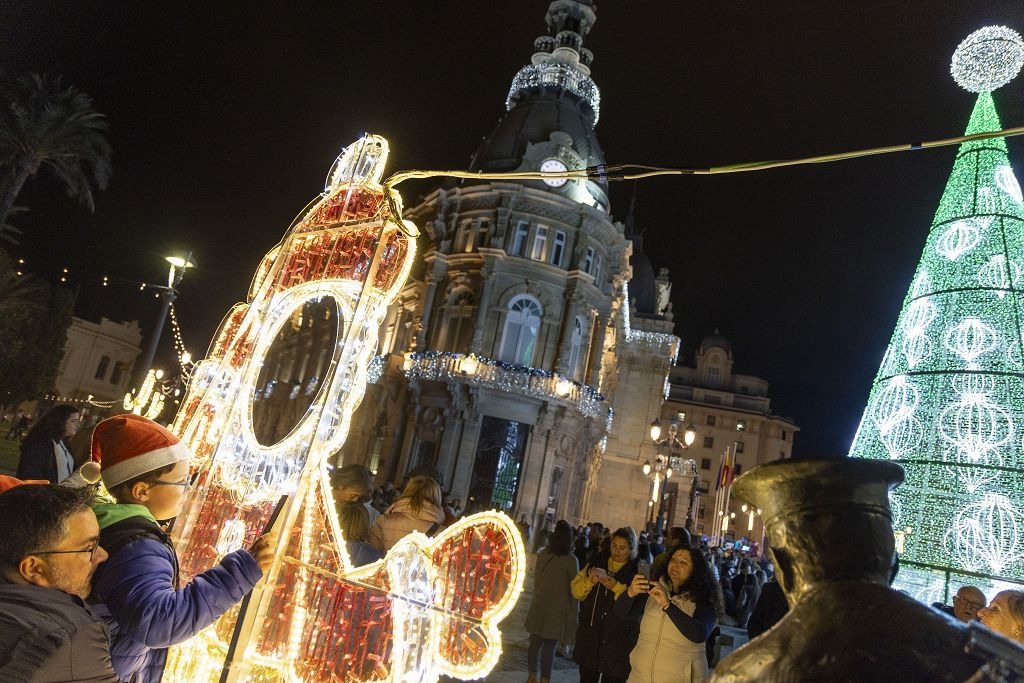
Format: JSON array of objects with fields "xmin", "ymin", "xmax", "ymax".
[
  {"xmin": 710, "ymin": 450, "xmax": 722, "ymax": 545},
  {"xmin": 712, "ymin": 445, "xmax": 730, "ymax": 546},
  {"xmin": 720, "ymin": 443, "xmax": 737, "ymax": 543}
]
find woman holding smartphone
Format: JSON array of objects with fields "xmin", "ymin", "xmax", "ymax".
[
  {"xmin": 571, "ymin": 527, "xmax": 641, "ymax": 683},
  {"xmin": 614, "ymin": 546, "xmax": 724, "ymax": 682}
]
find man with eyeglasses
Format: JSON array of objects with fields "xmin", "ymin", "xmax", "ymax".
[
  {"xmin": 933, "ymin": 585, "xmax": 988, "ymax": 623},
  {"xmin": 0, "ymin": 483, "xmax": 117, "ymax": 681}
]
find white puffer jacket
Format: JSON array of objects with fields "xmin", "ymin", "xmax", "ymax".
[{"xmin": 627, "ymin": 578, "xmax": 708, "ymax": 683}]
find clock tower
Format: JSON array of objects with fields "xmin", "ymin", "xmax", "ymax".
[
  {"xmin": 469, "ymin": 0, "xmax": 608, "ymax": 211},
  {"xmin": 340, "ymin": 1, "xmax": 681, "ymax": 535}
]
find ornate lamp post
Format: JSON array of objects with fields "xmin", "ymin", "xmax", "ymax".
[{"xmin": 643, "ymin": 418, "xmax": 699, "ymax": 535}]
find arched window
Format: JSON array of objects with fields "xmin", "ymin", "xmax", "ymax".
[
  {"xmin": 94, "ymin": 355, "xmax": 110, "ymax": 380},
  {"xmin": 499, "ymin": 295, "xmax": 542, "ymax": 366},
  {"xmin": 706, "ymin": 352, "xmax": 722, "ymax": 388},
  {"xmin": 567, "ymin": 317, "xmax": 585, "ymax": 380},
  {"xmin": 440, "ymin": 288, "xmax": 476, "ymax": 352}
]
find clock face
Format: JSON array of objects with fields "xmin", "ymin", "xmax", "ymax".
[{"xmin": 540, "ymin": 158, "xmax": 568, "ymax": 188}]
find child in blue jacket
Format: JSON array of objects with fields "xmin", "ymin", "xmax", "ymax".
[{"xmin": 89, "ymin": 414, "xmax": 277, "ymax": 682}]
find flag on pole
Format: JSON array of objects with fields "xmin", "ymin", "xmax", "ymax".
[{"xmin": 716, "ymin": 448, "xmax": 731, "ymax": 490}]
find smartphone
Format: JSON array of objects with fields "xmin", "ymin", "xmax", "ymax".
[{"xmin": 638, "ymin": 559, "xmax": 651, "ymax": 581}]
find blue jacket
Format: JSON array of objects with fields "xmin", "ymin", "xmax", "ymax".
[{"xmin": 90, "ymin": 503, "xmax": 262, "ymax": 682}]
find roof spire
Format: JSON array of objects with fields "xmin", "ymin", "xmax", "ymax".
[{"xmin": 505, "ymin": 1, "xmax": 601, "ymax": 125}]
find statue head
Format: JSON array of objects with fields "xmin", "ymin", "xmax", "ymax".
[{"xmin": 732, "ymin": 458, "xmax": 904, "ymax": 604}]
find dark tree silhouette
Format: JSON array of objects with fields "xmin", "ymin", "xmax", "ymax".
[{"xmin": 0, "ymin": 73, "xmax": 112, "ymax": 229}]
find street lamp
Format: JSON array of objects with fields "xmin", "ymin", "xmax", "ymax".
[
  {"xmin": 643, "ymin": 418, "xmax": 700, "ymax": 535},
  {"xmin": 138, "ymin": 253, "xmax": 195, "ymax": 385}
]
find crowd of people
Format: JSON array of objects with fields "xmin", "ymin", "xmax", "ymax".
[
  {"xmin": 1, "ymin": 405, "xmax": 1024, "ymax": 682},
  {"xmin": 518, "ymin": 516, "xmax": 1024, "ymax": 682}
]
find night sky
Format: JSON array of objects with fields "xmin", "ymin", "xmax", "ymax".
[{"xmin": 4, "ymin": 1, "xmax": 1024, "ymax": 456}]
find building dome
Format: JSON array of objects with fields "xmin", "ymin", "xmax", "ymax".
[
  {"xmin": 469, "ymin": 90, "xmax": 607, "ymax": 174},
  {"xmin": 627, "ymin": 238, "xmax": 658, "ymax": 317},
  {"xmin": 699, "ymin": 331, "xmax": 732, "ymax": 356},
  {"xmin": 466, "ymin": 0, "xmax": 609, "ymax": 212}
]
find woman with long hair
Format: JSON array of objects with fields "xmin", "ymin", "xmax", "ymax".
[
  {"xmin": 337, "ymin": 500, "xmax": 384, "ymax": 567},
  {"xmin": 15, "ymin": 404, "xmax": 81, "ymax": 483},
  {"xmin": 572, "ymin": 527, "xmax": 642, "ymax": 683},
  {"xmin": 615, "ymin": 546, "xmax": 724, "ymax": 682},
  {"xmin": 366, "ymin": 474, "xmax": 444, "ymax": 552},
  {"xmin": 979, "ymin": 590, "xmax": 1024, "ymax": 643},
  {"xmin": 524, "ymin": 520, "xmax": 578, "ymax": 683}
]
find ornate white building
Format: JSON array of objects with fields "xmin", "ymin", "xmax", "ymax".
[
  {"xmin": 331, "ymin": 0, "xmax": 666, "ymax": 532},
  {"xmin": 330, "ymin": 0, "xmax": 796, "ymax": 535},
  {"xmin": 54, "ymin": 316, "xmax": 142, "ymax": 405}
]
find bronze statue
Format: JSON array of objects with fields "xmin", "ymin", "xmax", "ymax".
[{"xmin": 711, "ymin": 458, "xmax": 988, "ymax": 683}]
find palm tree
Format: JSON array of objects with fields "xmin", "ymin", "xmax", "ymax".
[
  {"xmin": 0, "ymin": 73, "xmax": 112, "ymax": 229},
  {"xmin": 0, "ymin": 205, "xmax": 25, "ymax": 245},
  {"xmin": 0, "ymin": 255, "xmax": 46, "ymax": 320}
]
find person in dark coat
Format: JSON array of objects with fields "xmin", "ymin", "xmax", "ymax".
[
  {"xmin": 524, "ymin": 521, "xmax": 578, "ymax": 683},
  {"xmin": 16, "ymin": 404, "xmax": 81, "ymax": 483},
  {"xmin": 0, "ymin": 483, "xmax": 117, "ymax": 681},
  {"xmin": 745, "ymin": 578, "xmax": 789, "ymax": 639},
  {"xmin": 651, "ymin": 526, "xmax": 691, "ymax": 581},
  {"xmin": 574, "ymin": 532, "xmax": 590, "ymax": 569},
  {"xmin": 89, "ymin": 415, "xmax": 278, "ymax": 682},
  {"xmin": 719, "ymin": 577, "xmax": 737, "ymax": 619},
  {"xmin": 572, "ymin": 527, "xmax": 642, "ymax": 683}
]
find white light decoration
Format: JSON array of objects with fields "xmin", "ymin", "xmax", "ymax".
[
  {"xmin": 851, "ymin": 47, "xmax": 1024, "ymax": 598},
  {"xmin": 943, "ymin": 317, "xmax": 998, "ymax": 367},
  {"xmin": 124, "ymin": 368, "xmax": 166, "ymax": 419},
  {"xmin": 215, "ymin": 518, "xmax": 248, "ymax": 555},
  {"xmin": 366, "ymin": 354, "xmax": 384, "ymax": 384},
  {"xmin": 978, "ymin": 255, "xmax": 1022, "ymax": 297},
  {"xmin": 620, "ymin": 281, "xmax": 681, "ymax": 363},
  {"xmin": 161, "ymin": 135, "xmax": 525, "ymax": 682},
  {"xmin": 404, "ymin": 351, "xmax": 607, "ymax": 419},
  {"xmin": 940, "ymin": 375, "xmax": 1012, "ymax": 493},
  {"xmin": 996, "ymin": 164, "xmax": 1024, "ymax": 204},
  {"xmin": 936, "ymin": 218, "xmax": 985, "ymax": 261},
  {"xmin": 951, "ymin": 26, "xmax": 1024, "ymax": 93},
  {"xmin": 507, "ymin": 62, "xmax": 601, "ymax": 124},
  {"xmin": 946, "ymin": 493, "xmax": 1023, "ymax": 574}
]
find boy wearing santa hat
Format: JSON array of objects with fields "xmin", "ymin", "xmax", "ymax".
[{"xmin": 88, "ymin": 414, "xmax": 278, "ymax": 682}]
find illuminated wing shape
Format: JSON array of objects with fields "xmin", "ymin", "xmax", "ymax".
[{"xmin": 427, "ymin": 513, "xmax": 526, "ymax": 678}]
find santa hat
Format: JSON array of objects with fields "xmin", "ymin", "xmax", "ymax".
[
  {"xmin": 0, "ymin": 474, "xmax": 46, "ymax": 494},
  {"xmin": 92, "ymin": 414, "xmax": 190, "ymax": 489}
]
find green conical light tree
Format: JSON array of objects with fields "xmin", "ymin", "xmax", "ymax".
[{"xmin": 850, "ymin": 26, "xmax": 1024, "ymax": 603}]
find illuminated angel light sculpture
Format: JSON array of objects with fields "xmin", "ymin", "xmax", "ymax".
[
  {"xmin": 162, "ymin": 134, "xmax": 524, "ymax": 682},
  {"xmin": 850, "ymin": 26, "xmax": 1024, "ymax": 599}
]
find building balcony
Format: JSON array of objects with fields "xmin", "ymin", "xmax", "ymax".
[{"xmin": 403, "ymin": 351, "xmax": 607, "ymax": 419}]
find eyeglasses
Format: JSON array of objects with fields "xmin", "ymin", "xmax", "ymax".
[
  {"xmin": 151, "ymin": 480, "xmax": 192, "ymax": 489},
  {"xmin": 30, "ymin": 541, "xmax": 101, "ymax": 562},
  {"xmin": 955, "ymin": 595, "xmax": 985, "ymax": 610}
]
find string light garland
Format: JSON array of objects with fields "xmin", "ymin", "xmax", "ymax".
[
  {"xmin": 403, "ymin": 350, "xmax": 606, "ymax": 419},
  {"xmin": 162, "ymin": 134, "xmax": 524, "ymax": 682},
  {"xmin": 40, "ymin": 393, "xmax": 117, "ymax": 409},
  {"xmin": 850, "ymin": 27, "xmax": 1024, "ymax": 603}
]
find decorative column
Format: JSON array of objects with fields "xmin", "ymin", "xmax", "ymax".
[{"xmin": 470, "ymin": 262, "xmax": 496, "ymax": 355}]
